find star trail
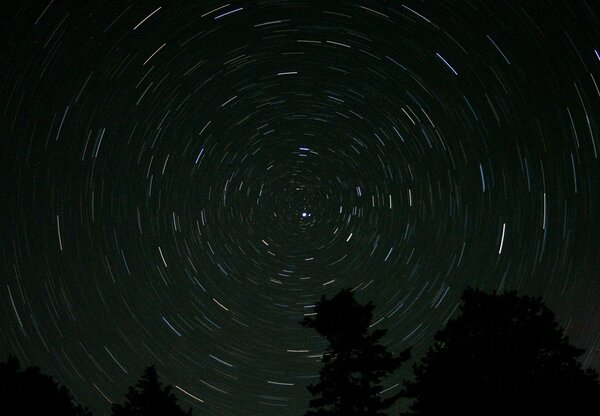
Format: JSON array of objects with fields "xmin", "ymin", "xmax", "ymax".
[{"xmin": 1, "ymin": 1, "xmax": 599, "ymax": 415}]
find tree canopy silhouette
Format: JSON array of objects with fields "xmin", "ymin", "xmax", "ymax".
[
  {"xmin": 111, "ymin": 365, "xmax": 192, "ymax": 416},
  {"xmin": 0, "ymin": 355, "xmax": 91, "ymax": 416},
  {"xmin": 401, "ymin": 287, "xmax": 600, "ymax": 416},
  {"xmin": 301, "ymin": 288, "xmax": 410, "ymax": 416}
]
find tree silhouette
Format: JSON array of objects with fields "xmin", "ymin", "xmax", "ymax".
[
  {"xmin": 401, "ymin": 287, "xmax": 600, "ymax": 416},
  {"xmin": 0, "ymin": 355, "xmax": 91, "ymax": 416},
  {"xmin": 111, "ymin": 365, "xmax": 192, "ymax": 416},
  {"xmin": 301, "ymin": 288, "xmax": 410, "ymax": 416}
]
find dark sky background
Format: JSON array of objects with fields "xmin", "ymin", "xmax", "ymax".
[{"xmin": 1, "ymin": 1, "xmax": 599, "ymax": 415}]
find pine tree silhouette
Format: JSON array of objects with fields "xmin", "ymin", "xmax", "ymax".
[
  {"xmin": 301, "ymin": 288, "xmax": 410, "ymax": 416},
  {"xmin": 401, "ymin": 287, "xmax": 600, "ymax": 416},
  {"xmin": 111, "ymin": 366, "xmax": 192, "ymax": 416},
  {"xmin": 0, "ymin": 355, "xmax": 91, "ymax": 416}
]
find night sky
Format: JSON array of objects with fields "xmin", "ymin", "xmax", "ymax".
[{"xmin": 1, "ymin": 1, "xmax": 600, "ymax": 415}]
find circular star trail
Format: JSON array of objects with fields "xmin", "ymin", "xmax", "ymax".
[{"xmin": 1, "ymin": 1, "xmax": 599, "ymax": 415}]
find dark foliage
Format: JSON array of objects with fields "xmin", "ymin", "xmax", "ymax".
[
  {"xmin": 0, "ymin": 355, "xmax": 91, "ymax": 416},
  {"xmin": 301, "ymin": 288, "xmax": 410, "ymax": 416},
  {"xmin": 111, "ymin": 366, "xmax": 192, "ymax": 416},
  {"xmin": 401, "ymin": 287, "xmax": 600, "ymax": 416}
]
